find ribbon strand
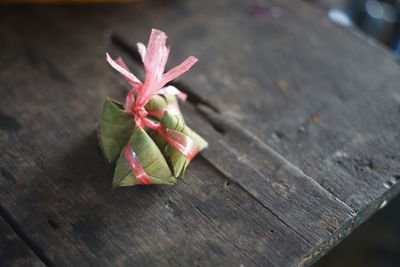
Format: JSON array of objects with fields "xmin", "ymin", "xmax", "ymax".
[
  {"xmin": 158, "ymin": 127, "xmax": 200, "ymax": 161},
  {"xmin": 124, "ymin": 143, "xmax": 153, "ymax": 184},
  {"xmin": 107, "ymin": 29, "xmax": 200, "ymax": 182}
]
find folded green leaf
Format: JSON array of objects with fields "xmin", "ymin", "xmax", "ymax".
[
  {"xmin": 149, "ymin": 111, "xmax": 208, "ymax": 178},
  {"xmin": 113, "ymin": 127, "xmax": 176, "ymax": 188},
  {"xmin": 145, "ymin": 94, "xmax": 184, "ymax": 122},
  {"xmin": 98, "ymin": 97, "xmax": 134, "ymax": 164}
]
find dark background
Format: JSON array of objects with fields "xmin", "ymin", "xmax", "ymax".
[{"xmin": 316, "ymin": 194, "xmax": 400, "ymax": 266}]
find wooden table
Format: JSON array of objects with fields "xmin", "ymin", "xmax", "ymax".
[{"xmin": 1, "ymin": 0, "xmax": 399, "ymax": 266}]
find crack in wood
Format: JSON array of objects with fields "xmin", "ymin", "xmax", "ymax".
[
  {"xmin": 179, "ymin": 160, "xmax": 315, "ymax": 258},
  {"xmin": 1, "ymin": 2, "xmax": 399, "ymax": 265},
  {"xmin": 245, "ymin": 129, "xmax": 355, "ymax": 216},
  {"xmin": 110, "ymin": 32, "xmax": 221, "ymax": 114},
  {"xmin": 0, "ymin": 205, "xmax": 54, "ymax": 267},
  {"xmin": 28, "ymin": 31, "xmax": 355, "ymax": 256},
  {"xmin": 195, "ymin": 154, "xmax": 314, "ymax": 247},
  {"xmin": 109, "ymin": 32, "xmax": 358, "ymax": 248},
  {"xmin": 197, "ymin": 103, "xmax": 356, "ymax": 217}
]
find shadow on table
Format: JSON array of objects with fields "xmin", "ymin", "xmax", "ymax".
[{"xmin": 30, "ymin": 129, "xmax": 169, "ymax": 237}]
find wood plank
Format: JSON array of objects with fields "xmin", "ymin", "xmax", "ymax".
[
  {"xmin": 110, "ymin": 0, "xmax": 400, "ymax": 212},
  {"xmin": 0, "ymin": 215, "xmax": 45, "ymax": 267},
  {"xmin": 97, "ymin": 0, "xmax": 400, "ymax": 260},
  {"xmin": 102, "ymin": 0, "xmax": 400, "ymax": 258},
  {"xmin": 107, "ymin": 38, "xmax": 355, "ymax": 248},
  {"xmin": 0, "ymin": 5, "xmax": 322, "ymax": 266},
  {"xmin": 0, "ymin": 0, "xmax": 398, "ymax": 265},
  {"xmin": 46, "ymin": 4, "xmax": 356, "ymax": 253}
]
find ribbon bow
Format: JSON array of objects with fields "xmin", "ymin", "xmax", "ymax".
[
  {"xmin": 106, "ymin": 29, "xmax": 200, "ymax": 183},
  {"xmin": 107, "ymin": 29, "xmax": 197, "ymax": 129}
]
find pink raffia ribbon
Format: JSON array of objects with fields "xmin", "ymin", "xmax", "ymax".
[
  {"xmin": 107, "ymin": 29, "xmax": 200, "ymax": 184},
  {"xmin": 158, "ymin": 128, "xmax": 200, "ymax": 161},
  {"xmin": 124, "ymin": 143, "xmax": 153, "ymax": 184}
]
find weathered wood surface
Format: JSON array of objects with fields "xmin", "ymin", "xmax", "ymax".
[
  {"xmin": 0, "ymin": 0, "xmax": 399, "ymax": 266},
  {"xmin": 0, "ymin": 215, "xmax": 44, "ymax": 267}
]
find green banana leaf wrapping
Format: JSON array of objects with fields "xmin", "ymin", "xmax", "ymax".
[
  {"xmin": 99, "ymin": 96, "xmax": 207, "ymax": 187},
  {"xmin": 149, "ymin": 112, "xmax": 208, "ymax": 178},
  {"xmin": 98, "ymin": 97, "xmax": 134, "ymax": 164},
  {"xmin": 145, "ymin": 94, "xmax": 184, "ymax": 122},
  {"xmin": 113, "ymin": 127, "xmax": 176, "ymax": 187},
  {"xmin": 102, "ymin": 29, "xmax": 207, "ymax": 188},
  {"xmin": 99, "ymin": 95, "xmax": 180, "ymax": 165}
]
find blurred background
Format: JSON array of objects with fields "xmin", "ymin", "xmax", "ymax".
[
  {"xmin": 3, "ymin": 0, "xmax": 400, "ymax": 54},
  {"xmin": 327, "ymin": 0, "xmax": 400, "ymax": 55},
  {"xmin": 315, "ymin": 194, "xmax": 400, "ymax": 267}
]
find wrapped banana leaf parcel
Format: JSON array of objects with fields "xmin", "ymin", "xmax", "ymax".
[{"xmin": 98, "ymin": 29, "xmax": 208, "ymax": 188}]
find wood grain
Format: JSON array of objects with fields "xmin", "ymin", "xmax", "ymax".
[
  {"xmin": 0, "ymin": 0, "xmax": 399, "ymax": 266},
  {"xmin": 109, "ymin": 0, "xmax": 400, "ymax": 212},
  {"xmin": 0, "ymin": 216, "xmax": 44, "ymax": 267},
  {"xmin": 0, "ymin": 5, "xmax": 313, "ymax": 266}
]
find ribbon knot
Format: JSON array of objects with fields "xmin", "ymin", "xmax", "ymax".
[
  {"xmin": 132, "ymin": 105, "xmax": 148, "ymax": 120},
  {"xmin": 107, "ymin": 28, "xmax": 201, "ymax": 184},
  {"xmin": 130, "ymin": 105, "xmax": 149, "ymax": 129}
]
